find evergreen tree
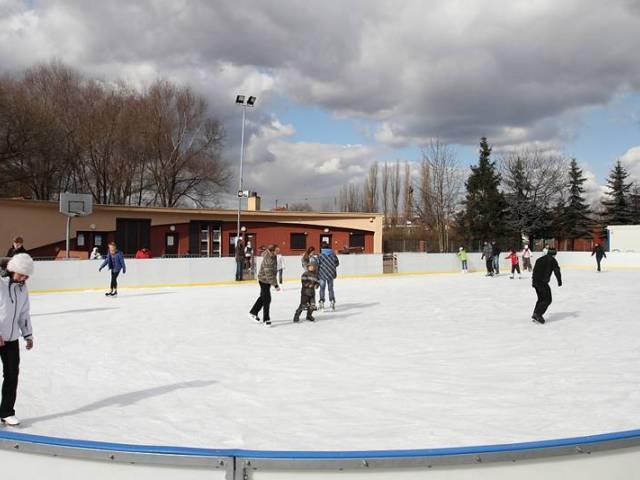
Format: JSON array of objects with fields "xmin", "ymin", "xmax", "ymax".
[
  {"xmin": 602, "ymin": 160, "xmax": 633, "ymax": 225},
  {"xmin": 560, "ymin": 158, "xmax": 593, "ymax": 249},
  {"xmin": 461, "ymin": 137, "xmax": 507, "ymax": 249}
]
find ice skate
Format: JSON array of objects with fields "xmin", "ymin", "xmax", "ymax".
[
  {"xmin": 509, "ymin": 275, "xmax": 514, "ymax": 279},
  {"xmin": 264, "ymin": 319, "xmax": 272, "ymax": 327},
  {"xmin": 1, "ymin": 416, "xmax": 20, "ymax": 427},
  {"xmin": 531, "ymin": 314, "xmax": 545, "ymax": 325},
  {"xmin": 318, "ymin": 300, "xmax": 325, "ymax": 311},
  {"xmin": 306, "ymin": 315, "xmax": 315, "ymax": 322},
  {"xmin": 249, "ymin": 313, "xmax": 261, "ymax": 323},
  {"xmin": 330, "ymin": 300, "xmax": 335, "ymax": 311},
  {"xmin": 105, "ymin": 290, "xmax": 114, "ymax": 296}
]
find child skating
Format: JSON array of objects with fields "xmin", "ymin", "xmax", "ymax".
[
  {"xmin": 457, "ymin": 247, "xmax": 468, "ymax": 273},
  {"xmin": 505, "ymin": 249, "xmax": 521, "ymax": 279},
  {"xmin": 293, "ymin": 262, "xmax": 320, "ymax": 322},
  {"xmin": 99, "ymin": 242, "xmax": 126, "ymax": 296}
]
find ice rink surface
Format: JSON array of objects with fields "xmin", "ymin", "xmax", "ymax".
[{"xmin": 13, "ymin": 269, "xmax": 640, "ymax": 450}]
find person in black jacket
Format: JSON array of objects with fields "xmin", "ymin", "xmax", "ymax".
[
  {"xmin": 6, "ymin": 237, "xmax": 27, "ymax": 258},
  {"xmin": 591, "ymin": 244, "xmax": 606, "ymax": 272},
  {"xmin": 531, "ymin": 247, "xmax": 562, "ymax": 324},
  {"xmin": 293, "ymin": 262, "xmax": 320, "ymax": 322},
  {"xmin": 491, "ymin": 241, "xmax": 501, "ymax": 275}
]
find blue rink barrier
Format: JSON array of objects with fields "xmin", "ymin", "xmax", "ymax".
[{"xmin": 3, "ymin": 428, "xmax": 640, "ymax": 479}]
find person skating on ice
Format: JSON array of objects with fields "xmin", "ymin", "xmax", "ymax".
[
  {"xmin": 99, "ymin": 242, "xmax": 126, "ymax": 296},
  {"xmin": 249, "ymin": 244, "xmax": 280, "ymax": 326},
  {"xmin": 505, "ymin": 249, "xmax": 521, "ymax": 279},
  {"xmin": 275, "ymin": 247, "xmax": 285, "ymax": 285},
  {"xmin": 481, "ymin": 241, "xmax": 493, "ymax": 276},
  {"xmin": 491, "ymin": 241, "xmax": 501, "ymax": 275},
  {"xmin": 591, "ymin": 243, "xmax": 607, "ymax": 272},
  {"xmin": 317, "ymin": 242, "xmax": 340, "ymax": 311},
  {"xmin": 522, "ymin": 244, "xmax": 532, "ymax": 272},
  {"xmin": 531, "ymin": 247, "xmax": 562, "ymax": 324},
  {"xmin": 0, "ymin": 254, "xmax": 35, "ymax": 427},
  {"xmin": 301, "ymin": 246, "xmax": 318, "ymax": 271},
  {"xmin": 457, "ymin": 247, "xmax": 468, "ymax": 273},
  {"xmin": 293, "ymin": 262, "xmax": 320, "ymax": 322}
]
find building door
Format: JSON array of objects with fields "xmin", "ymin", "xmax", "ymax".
[
  {"xmin": 320, "ymin": 234, "xmax": 332, "ymax": 248},
  {"xmin": 115, "ymin": 219, "xmax": 151, "ymax": 255},
  {"xmin": 189, "ymin": 221, "xmax": 222, "ymax": 257},
  {"xmin": 165, "ymin": 233, "xmax": 179, "ymax": 255}
]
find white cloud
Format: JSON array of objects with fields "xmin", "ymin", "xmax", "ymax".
[{"xmin": 620, "ymin": 146, "xmax": 640, "ymax": 182}]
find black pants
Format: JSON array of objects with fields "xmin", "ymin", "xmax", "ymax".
[
  {"xmin": 0, "ymin": 340, "xmax": 19, "ymax": 418},
  {"xmin": 250, "ymin": 282, "xmax": 272, "ymax": 321},
  {"xmin": 596, "ymin": 256, "xmax": 603, "ymax": 271},
  {"xmin": 533, "ymin": 283, "xmax": 552, "ymax": 317},
  {"xmin": 294, "ymin": 293, "xmax": 315, "ymax": 320},
  {"xmin": 511, "ymin": 264, "xmax": 521, "ymax": 275},
  {"xmin": 485, "ymin": 258, "xmax": 493, "ymax": 274},
  {"xmin": 110, "ymin": 271, "xmax": 120, "ymax": 290}
]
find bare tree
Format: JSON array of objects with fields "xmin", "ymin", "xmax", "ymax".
[
  {"xmin": 381, "ymin": 162, "xmax": 390, "ymax": 225},
  {"xmin": 390, "ymin": 161, "xmax": 401, "ymax": 226},
  {"xmin": 415, "ymin": 141, "xmax": 464, "ymax": 252},
  {"xmin": 363, "ymin": 161, "xmax": 379, "ymax": 212},
  {"xmin": 338, "ymin": 183, "xmax": 364, "ymax": 212},
  {"xmin": 500, "ymin": 147, "xmax": 568, "ymax": 244},
  {"xmin": 402, "ymin": 161, "xmax": 413, "ymax": 223}
]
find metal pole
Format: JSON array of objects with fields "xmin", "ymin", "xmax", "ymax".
[
  {"xmin": 236, "ymin": 104, "xmax": 246, "ymax": 247},
  {"xmin": 65, "ymin": 216, "xmax": 71, "ymax": 259}
]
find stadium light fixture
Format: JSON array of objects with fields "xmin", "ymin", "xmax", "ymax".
[
  {"xmin": 235, "ymin": 94, "xmax": 257, "ymax": 247},
  {"xmin": 236, "ymin": 95, "xmax": 245, "ymax": 104}
]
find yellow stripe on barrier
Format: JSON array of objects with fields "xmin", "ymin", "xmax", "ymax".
[{"xmin": 28, "ymin": 265, "xmax": 640, "ymax": 294}]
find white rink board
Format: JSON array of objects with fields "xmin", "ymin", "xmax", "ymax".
[
  {"xmin": 248, "ymin": 446, "xmax": 640, "ymax": 479},
  {"xmin": 0, "ymin": 450, "xmax": 226, "ymax": 480}
]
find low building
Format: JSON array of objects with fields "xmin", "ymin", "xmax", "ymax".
[
  {"xmin": 607, "ymin": 225, "xmax": 640, "ymax": 252},
  {"xmin": 0, "ymin": 198, "xmax": 383, "ymax": 258}
]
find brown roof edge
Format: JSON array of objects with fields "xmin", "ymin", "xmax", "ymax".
[{"xmin": 0, "ymin": 197, "xmax": 384, "ymax": 219}]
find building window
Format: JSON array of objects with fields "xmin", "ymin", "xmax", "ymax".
[
  {"xmin": 350, "ymin": 232, "xmax": 365, "ymax": 248},
  {"xmin": 290, "ymin": 233, "xmax": 307, "ymax": 250},
  {"xmin": 94, "ymin": 234, "xmax": 103, "ymax": 247},
  {"xmin": 77, "ymin": 233, "xmax": 85, "ymax": 247}
]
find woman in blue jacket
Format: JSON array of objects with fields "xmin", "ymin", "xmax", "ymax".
[{"xmin": 99, "ymin": 242, "xmax": 126, "ymax": 296}]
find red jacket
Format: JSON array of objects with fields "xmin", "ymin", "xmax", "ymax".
[
  {"xmin": 505, "ymin": 252, "xmax": 519, "ymax": 265},
  {"xmin": 135, "ymin": 249, "xmax": 152, "ymax": 259}
]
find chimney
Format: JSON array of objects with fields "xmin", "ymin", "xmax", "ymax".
[{"xmin": 247, "ymin": 192, "xmax": 261, "ymax": 211}]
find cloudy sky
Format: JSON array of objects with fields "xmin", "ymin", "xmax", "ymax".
[{"xmin": 2, "ymin": 0, "xmax": 640, "ymax": 208}]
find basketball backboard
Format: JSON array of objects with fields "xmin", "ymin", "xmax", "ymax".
[{"xmin": 59, "ymin": 192, "xmax": 93, "ymax": 217}]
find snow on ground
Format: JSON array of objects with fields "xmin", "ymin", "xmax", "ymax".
[{"xmin": 13, "ymin": 269, "xmax": 640, "ymax": 451}]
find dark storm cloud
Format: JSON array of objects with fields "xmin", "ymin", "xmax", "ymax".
[{"xmin": 3, "ymin": 0, "xmax": 640, "ymax": 201}]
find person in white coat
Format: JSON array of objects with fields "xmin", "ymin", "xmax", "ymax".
[
  {"xmin": 275, "ymin": 247, "xmax": 285, "ymax": 285},
  {"xmin": 0, "ymin": 253, "xmax": 34, "ymax": 426}
]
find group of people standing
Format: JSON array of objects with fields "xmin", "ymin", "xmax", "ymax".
[{"xmin": 248, "ymin": 243, "xmax": 340, "ymax": 326}]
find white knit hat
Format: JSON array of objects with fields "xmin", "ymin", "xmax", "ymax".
[{"xmin": 7, "ymin": 253, "xmax": 34, "ymax": 276}]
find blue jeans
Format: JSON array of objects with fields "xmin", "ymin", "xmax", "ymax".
[
  {"xmin": 235, "ymin": 259, "xmax": 243, "ymax": 281},
  {"xmin": 492, "ymin": 256, "xmax": 500, "ymax": 274},
  {"xmin": 461, "ymin": 260, "xmax": 468, "ymax": 270},
  {"xmin": 319, "ymin": 278, "xmax": 335, "ymax": 302}
]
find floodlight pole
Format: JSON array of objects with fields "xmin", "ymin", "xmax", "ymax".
[{"xmin": 237, "ymin": 102, "xmax": 246, "ymax": 247}]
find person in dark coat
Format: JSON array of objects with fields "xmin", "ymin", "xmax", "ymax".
[
  {"xmin": 481, "ymin": 242, "xmax": 493, "ymax": 276},
  {"xmin": 491, "ymin": 241, "xmax": 501, "ymax": 275},
  {"xmin": 6, "ymin": 237, "xmax": 27, "ymax": 258},
  {"xmin": 235, "ymin": 238, "xmax": 245, "ymax": 281},
  {"xmin": 293, "ymin": 262, "xmax": 320, "ymax": 322},
  {"xmin": 531, "ymin": 247, "xmax": 562, "ymax": 324},
  {"xmin": 99, "ymin": 242, "xmax": 126, "ymax": 296},
  {"xmin": 249, "ymin": 245, "xmax": 280, "ymax": 326},
  {"xmin": 591, "ymin": 244, "xmax": 607, "ymax": 272}
]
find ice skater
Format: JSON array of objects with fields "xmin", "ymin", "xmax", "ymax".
[
  {"xmin": 276, "ymin": 247, "xmax": 285, "ymax": 285},
  {"xmin": 6, "ymin": 237, "xmax": 27, "ymax": 258},
  {"xmin": 591, "ymin": 243, "xmax": 607, "ymax": 272},
  {"xmin": 481, "ymin": 241, "xmax": 493, "ymax": 276},
  {"xmin": 491, "ymin": 241, "xmax": 501, "ymax": 275},
  {"xmin": 234, "ymin": 238, "xmax": 245, "ymax": 281},
  {"xmin": 249, "ymin": 244, "xmax": 280, "ymax": 326},
  {"xmin": 522, "ymin": 244, "xmax": 532, "ymax": 272},
  {"xmin": 457, "ymin": 247, "xmax": 468, "ymax": 273},
  {"xmin": 317, "ymin": 242, "xmax": 340, "ymax": 311},
  {"xmin": 99, "ymin": 242, "xmax": 126, "ymax": 296},
  {"xmin": 505, "ymin": 249, "xmax": 521, "ymax": 279},
  {"xmin": 301, "ymin": 246, "xmax": 317, "ymax": 270},
  {"xmin": 531, "ymin": 247, "xmax": 562, "ymax": 324},
  {"xmin": 293, "ymin": 262, "xmax": 320, "ymax": 322},
  {"xmin": 0, "ymin": 253, "xmax": 35, "ymax": 427}
]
